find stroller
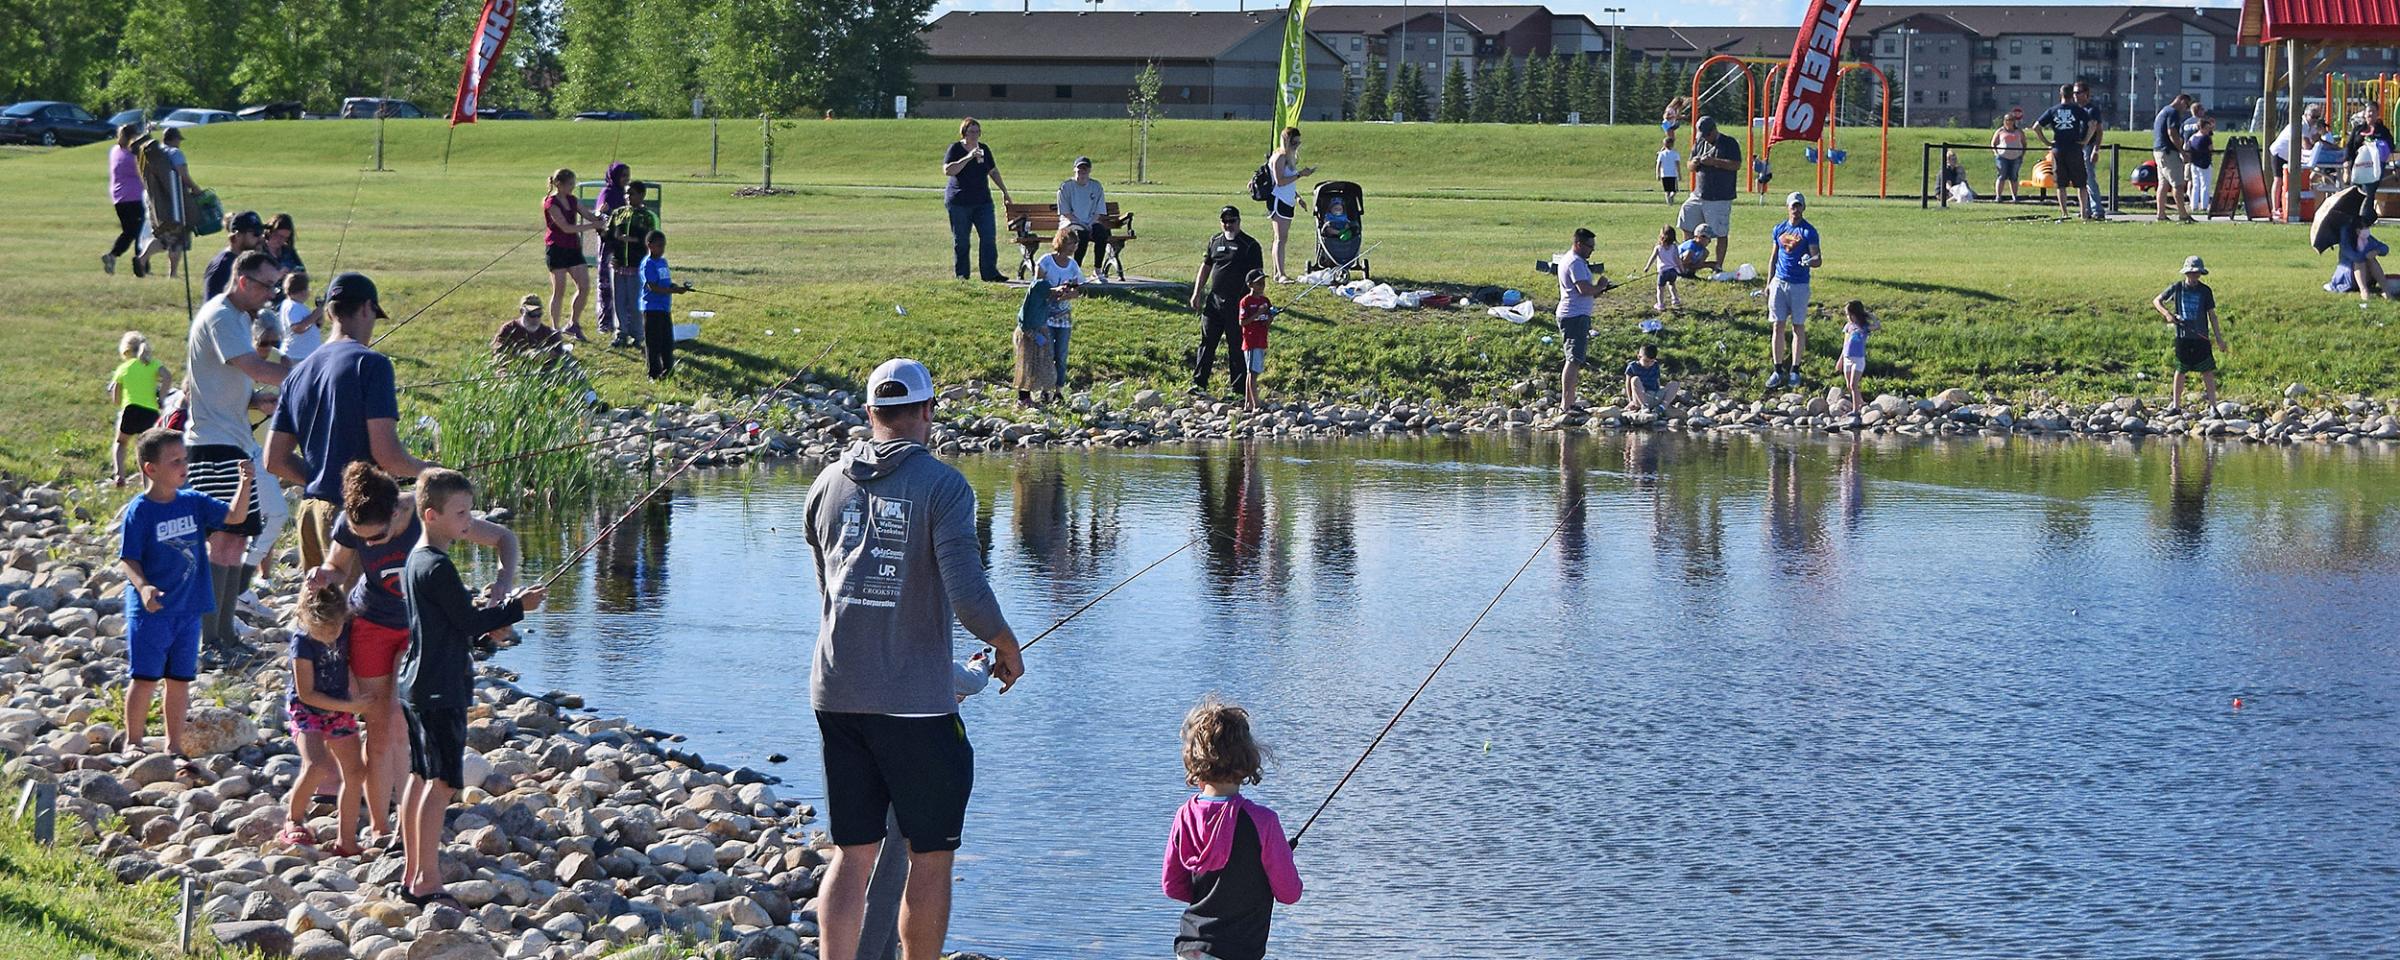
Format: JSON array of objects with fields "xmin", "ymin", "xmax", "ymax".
[{"xmin": 1308, "ymin": 180, "xmax": 1371, "ymax": 280}]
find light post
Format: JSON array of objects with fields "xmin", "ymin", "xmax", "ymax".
[
  {"xmin": 1606, "ymin": 7, "xmax": 1626, "ymax": 125},
  {"xmin": 2123, "ymin": 40, "xmax": 2141, "ymax": 127},
  {"xmin": 1896, "ymin": 27, "xmax": 1919, "ymax": 128}
]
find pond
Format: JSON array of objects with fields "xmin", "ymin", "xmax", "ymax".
[{"xmin": 489, "ymin": 432, "xmax": 2400, "ymax": 958}]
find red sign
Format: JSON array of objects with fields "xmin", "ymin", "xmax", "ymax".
[
  {"xmin": 1766, "ymin": 0, "xmax": 1864, "ymax": 149},
  {"xmin": 449, "ymin": 0, "xmax": 519, "ymax": 125}
]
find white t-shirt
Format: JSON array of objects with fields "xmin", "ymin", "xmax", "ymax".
[
  {"xmin": 184, "ymin": 295, "xmax": 262, "ymax": 451},
  {"xmin": 1555, "ymin": 252, "xmax": 1594, "ymax": 319},
  {"xmin": 1037, "ymin": 254, "xmax": 1082, "ymax": 327},
  {"xmin": 1657, "ymin": 148, "xmax": 1681, "ymax": 179},
  {"xmin": 280, "ymin": 299, "xmax": 322, "ymax": 361}
]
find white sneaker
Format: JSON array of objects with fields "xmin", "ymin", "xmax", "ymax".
[{"xmin": 236, "ymin": 590, "xmax": 268, "ymax": 618}]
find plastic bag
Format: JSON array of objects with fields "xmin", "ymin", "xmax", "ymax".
[
  {"xmin": 1489, "ymin": 301, "xmax": 1536, "ymax": 324},
  {"xmin": 1355, "ymin": 283, "xmax": 1399, "ymax": 309}
]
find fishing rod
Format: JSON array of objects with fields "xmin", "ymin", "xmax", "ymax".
[
  {"xmin": 399, "ymin": 347, "xmax": 633, "ymax": 391},
  {"xmin": 1017, "ymin": 530, "xmax": 1212, "ymax": 652},
  {"xmin": 1282, "ymin": 241, "xmax": 1384, "ymax": 307},
  {"xmin": 1287, "ymin": 494, "xmax": 1581, "ymax": 848},
  {"xmin": 370, "ymin": 229, "xmax": 543, "ymax": 348},
  {"xmin": 532, "ymin": 338, "xmax": 840, "ymax": 591},
  {"xmin": 328, "ymin": 150, "xmax": 371, "ymax": 277},
  {"xmin": 683, "ymin": 286, "xmax": 797, "ymax": 310}
]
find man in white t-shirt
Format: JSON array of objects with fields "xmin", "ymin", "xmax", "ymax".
[
  {"xmin": 1555, "ymin": 227, "xmax": 1604, "ymax": 413},
  {"xmin": 184, "ymin": 249, "xmax": 291, "ymax": 654}
]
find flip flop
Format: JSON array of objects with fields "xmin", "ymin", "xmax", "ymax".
[{"xmin": 277, "ymin": 823, "xmax": 316, "ymax": 847}]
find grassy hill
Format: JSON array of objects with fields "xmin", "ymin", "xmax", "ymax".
[{"xmin": 1, "ymin": 117, "xmax": 2389, "ymax": 480}]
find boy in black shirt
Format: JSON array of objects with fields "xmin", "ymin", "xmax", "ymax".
[{"xmin": 396, "ymin": 468, "xmax": 545, "ymax": 904}]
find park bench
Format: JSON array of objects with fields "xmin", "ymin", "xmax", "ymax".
[{"xmin": 1005, "ymin": 201, "xmax": 1137, "ymax": 281}]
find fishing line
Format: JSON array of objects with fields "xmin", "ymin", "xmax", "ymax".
[
  {"xmin": 531, "ymin": 338, "xmax": 840, "ymax": 591},
  {"xmin": 399, "ymin": 348, "xmax": 633, "ymax": 391},
  {"xmin": 328, "ymin": 154, "xmax": 370, "ymax": 277},
  {"xmin": 1017, "ymin": 530, "xmax": 1212, "ymax": 652},
  {"xmin": 1287, "ymin": 494, "xmax": 1581, "ymax": 848},
  {"xmin": 370, "ymin": 230, "xmax": 542, "ymax": 347},
  {"xmin": 682, "ymin": 286, "xmax": 796, "ymax": 310}
]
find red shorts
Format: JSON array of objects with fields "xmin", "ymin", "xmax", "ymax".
[{"xmin": 352, "ymin": 619, "xmax": 410, "ymax": 679}]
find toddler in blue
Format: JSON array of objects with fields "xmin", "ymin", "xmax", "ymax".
[{"xmin": 116, "ymin": 428, "xmax": 251, "ymax": 758}]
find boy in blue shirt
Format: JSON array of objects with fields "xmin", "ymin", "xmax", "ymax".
[
  {"xmin": 118, "ymin": 428, "xmax": 251, "ymax": 759},
  {"xmin": 639, "ymin": 230, "xmax": 693, "ymax": 380}
]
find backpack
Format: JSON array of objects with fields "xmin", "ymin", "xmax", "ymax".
[{"xmin": 1248, "ymin": 163, "xmax": 1275, "ymax": 202}]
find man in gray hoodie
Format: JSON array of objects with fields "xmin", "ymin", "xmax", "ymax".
[{"xmin": 805, "ymin": 357, "xmax": 1024, "ymax": 960}]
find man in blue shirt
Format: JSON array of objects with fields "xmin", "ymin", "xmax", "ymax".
[
  {"xmin": 639, "ymin": 230, "xmax": 693, "ymax": 379},
  {"xmin": 267, "ymin": 271, "xmax": 435, "ymax": 574},
  {"xmin": 1765, "ymin": 193, "xmax": 1822, "ymax": 390},
  {"xmin": 2152, "ymin": 93, "xmax": 2196, "ymax": 223},
  {"xmin": 2033, "ymin": 84, "xmax": 2090, "ymax": 221}
]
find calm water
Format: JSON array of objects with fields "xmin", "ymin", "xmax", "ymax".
[{"xmin": 489, "ymin": 432, "xmax": 2400, "ymax": 958}]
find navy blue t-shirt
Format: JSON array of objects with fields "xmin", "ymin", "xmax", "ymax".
[
  {"xmin": 1693, "ymin": 133, "xmax": 1742, "ymax": 201},
  {"xmin": 2152, "ymin": 106, "xmax": 2184, "ymax": 151},
  {"xmin": 118, "ymin": 489, "xmax": 231, "ymax": 618},
  {"xmin": 944, "ymin": 141, "xmax": 997, "ymax": 207},
  {"xmin": 269, "ymin": 338, "xmax": 400, "ymax": 502},
  {"xmin": 2160, "ymin": 281, "xmax": 2215, "ymax": 340},
  {"xmin": 1625, "ymin": 360, "xmax": 1661, "ymax": 393},
  {"xmin": 331, "ymin": 508, "xmax": 420, "ymax": 629},
  {"xmin": 288, "ymin": 629, "xmax": 353, "ymax": 701},
  {"xmin": 2036, "ymin": 103, "xmax": 2085, "ymax": 151}
]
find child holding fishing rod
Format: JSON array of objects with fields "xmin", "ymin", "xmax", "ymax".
[
  {"xmin": 1164, "ymin": 695, "xmax": 1302, "ymax": 960},
  {"xmin": 639, "ymin": 230, "xmax": 695, "ymax": 380}
]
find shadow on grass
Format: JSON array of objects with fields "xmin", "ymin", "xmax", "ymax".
[{"xmin": 1850, "ymin": 276, "xmax": 2010, "ymax": 303}]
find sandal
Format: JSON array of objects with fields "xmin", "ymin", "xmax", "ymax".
[
  {"xmin": 277, "ymin": 822, "xmax": 316, "ymax": 847},
  {"xmin": 326, "ymin": 841, "xmax": 366, "ymax": 857}
]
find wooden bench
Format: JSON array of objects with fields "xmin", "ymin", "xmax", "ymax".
[{"xmin": 1005, "ymin": 202, "xmax": 1137, "ymax": 281}]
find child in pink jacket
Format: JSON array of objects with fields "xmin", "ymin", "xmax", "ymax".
[{"xmin": 1163, "ymin": 696, "xmax": 1302, "ymax": 960}]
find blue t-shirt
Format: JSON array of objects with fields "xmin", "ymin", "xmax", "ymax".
[
  {"xmin": 1771, "ymin": 219, "xmax": 1821, "ymax": 284},
  {"xmin": 640, "ymin": 255, "xmax": 672, "ymax": 312},
  {"xmin": 288, "ymin": 628, "xmax": 353, "ymax": 701},
  {"xmin": 118, "ymin": 489, "xmax": 231, "ymax": 618},
  {"xmin": 1675, "ymin": 238, "xmax": 1709, "ymax": 269},
  {"xmin": 2152, "ymin": 106, "xmax": 2184, "ymax": 151},
  {"xmin": 2035, "ymin": 103, "xmax": 2085, "ymax": 150},
  {"xmin": 1625, "ymin": 360, "xmax": 1661, "ymax": 393},
  {"xmin": 2160, "ymin": 280, "xmax": 2215, "ymax": 340},
  {"xmin": 269, "ymin": 339, "xmax": 400, "ymax": 502}
]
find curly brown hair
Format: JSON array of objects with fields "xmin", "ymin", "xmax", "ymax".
[
  {"xmin": 1182, "ymin": 695, "xmax": 1265, "ymax": 787},
  {"xmin": 342, "ymin": 461, "xmax": 400, "ymax": 527}
]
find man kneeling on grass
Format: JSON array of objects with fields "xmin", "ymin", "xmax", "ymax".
[{"xmin": 396, "ymin": 468, "xmax": 545, "ymax": 906}]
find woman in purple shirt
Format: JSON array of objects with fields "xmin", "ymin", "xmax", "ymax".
[{"xmin": 104, "ymin": 124, "xmax": 146, "ymax": 276}]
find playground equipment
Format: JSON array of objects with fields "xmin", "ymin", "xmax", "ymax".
[
  {"xmin": 1689, "ymin": 54, "xmax": 1891, "ymax": 199},
  {"xmin": 2325, "ymin": 73, "xmax": 2399, "ymax": 137}
]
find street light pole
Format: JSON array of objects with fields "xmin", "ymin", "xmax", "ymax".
[
  {"xmin": 2124, "ymin": 41, "xmax": 2140, "ymax": 127},
  {"xmin": 1897, "ymin": 27, "xmax": 1918, "ymax": 128},
  {"xmin": 1606, "ymin": 7, "xmax": 1625, "ymax": 125}
]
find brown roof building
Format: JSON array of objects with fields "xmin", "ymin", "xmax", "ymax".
[{"xmin": 914, "ymin": 10, "xmax": 1349, "ymax": 121}]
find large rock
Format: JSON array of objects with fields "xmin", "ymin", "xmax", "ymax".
[
  {"xmin": 405, "ymin": 929, "xmax": 502, "ymax": 960},
  {"xmin": 123, "ymin": 751, "xmax": 179, "ymax": 786},
  {"xmin": 58, "ymin": 769, "xmax": 133, "ymax": 809},
  {"xmin": 290, "ymin": 929, "xmax": 354, "ymax": 960},
  {"xmin": 184, "ymin": 706, "xmax": 261, "ymax": 756},
  {"xmin": 212, "ymin": 919, "xmax": 296, "ymax": 956}
]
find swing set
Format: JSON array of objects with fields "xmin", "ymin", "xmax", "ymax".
[
  {"xmin": 1687, "ymin": 54, "xmax": 1892, "ymax": 199},
  {"xmin": 2325, "ymin": 73, "xmax": 2400, "ymax": 137}
]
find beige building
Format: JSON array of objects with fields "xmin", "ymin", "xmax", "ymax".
[{"xmin": 914, "ymin": 11, "xmax": 1349, "ymax": 121}]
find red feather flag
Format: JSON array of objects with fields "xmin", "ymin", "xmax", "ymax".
[{"xmin": 449, "ymin": 0, "xmax": 520, "ymax": 126}]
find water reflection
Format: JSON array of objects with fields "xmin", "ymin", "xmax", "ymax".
[
  {"xmin": 1556, "ymin": 432, "xmax": 1589, "ymax": 580},
  {"xmin": 593, "ymin": 495, "xmax": 672, "ymax": 613},
  {"xmin": 2163, "ymin": 440, "xmax": 2214, "ymax": 556}
]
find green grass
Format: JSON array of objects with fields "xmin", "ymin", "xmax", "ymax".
[
  {"xmin": 0, "ymin": 787, "xmax": 241, "ymax": 959},
  {"xmin": 4, "ymin": 117, "xmax": 2393, "ymax": 486}
]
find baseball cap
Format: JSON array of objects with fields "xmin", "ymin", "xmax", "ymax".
[
  {"xmin": 229, "ymin": 210, "xmax": 264, "ymax": 234},
  {"xmin": 867, "ymin": 358, "xmax": 936, "ymax": 407},
  {"xmin": 1694, "ymin": 223, "xmax": 1715, "ymax": 237},
  {"xmin": 1074, "ymin": 156, "xmax": 1093, "ymax": 168},
  {"xmin": 2181, "ymin": 255, "xmax": 2209, "ymax": 275},
  {"xmin": 1786, "ymin": 192, "xmax": 1807, "ymax": 208},
  {"xmin": 324, "ymin": 271, "xmax": 388, "ymax": 318},
  {"xmin": 1219, "ymin": 205, "xmax": 1243, "ymax": 221},
  {"xmin": 1245, "ymin": 268, "xmax": 1266, "ymax": 285},
  {"xmin": 1696, "ymin": 116, "xmax": 1717, "ymax": 133}
]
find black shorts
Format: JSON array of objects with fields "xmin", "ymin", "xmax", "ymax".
[
  {"xmin": 117, "ymin": 405, "xmax": 160, "ymax": 435},
  {"xmin": 1660, "ymin": 176, "xmax": 1678, "ymax": 194},
  {"xmin": 545, "ymin": 245, "xmax": 587, "ymax": 271},
  {"xmin": 1266, "ymin": 198, "xmax": 1295, "ymax": 220},
  {"xmin": 2174, "ymin": 336, "xmax": 2217, "ymax": 374},
  {"xmin": 817, "ymin": 711, "xmax": 974, "ymax": 853},
  {"xmin": 405, "ymin": 703, "xmax": 471, "ymax": 788},
  {"xmin": 186, "ymin": 444, "xmax": 262, "ymax": 537},
  {"xmin": 2051, "ymin": 148, "xmax": 2087, "ymax": 188}
]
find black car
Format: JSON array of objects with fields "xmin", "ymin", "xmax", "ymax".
[
  {"xmin": 237, "ymin": 101, "xmax": 306, "ymax": 121},
  {"xmin": 571, "ymin": 111, "xmax": 644, "ymax": 122},
  {"xmin": 477, "ymin": 107, "xmax": 536, "ymax": 120},
  {"xmin": 0, "ymin": 101, "xmax": 114, "ymax": 146},
  {"xmin": 340, "ymin": 97, "xmax": 425, "ymax": 119}
]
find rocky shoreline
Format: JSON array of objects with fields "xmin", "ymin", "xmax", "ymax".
[{"xmin": 603, "ymin": 378, "xmax": 2400, "ymax": 470}]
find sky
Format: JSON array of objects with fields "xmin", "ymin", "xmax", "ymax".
[{"xmin": 927, "ymin": 0, "xmax": 2242, "ymax": 27}]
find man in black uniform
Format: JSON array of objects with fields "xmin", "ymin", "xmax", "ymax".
[{"xmin": 1189, "ymin": 205, "xmax": 1262, "ymax": 397}]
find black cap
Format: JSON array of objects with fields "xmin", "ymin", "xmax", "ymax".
[
  {"xmin": 1074, "ymin": 156, "xmax": 1092, "ymax": 167},
  {"xmin": 229, "ymin": 210, "xmax": 264, "ymax": 234},
  {"xmin": 1219, "ymin": 205, "xmax": 1242, "ymax": 221},
  {"xmin": 324, "ymin": 271, "xmax": 388, "ymax": 319}
]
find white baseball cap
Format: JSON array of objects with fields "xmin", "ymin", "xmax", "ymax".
[
  {"xmin": 866, "ymin": 358, "xmax": 936, "ymax": 406},
  {"xmin": 1786, "ymin": 191, "xmax": 1808, "ymax": 208}
]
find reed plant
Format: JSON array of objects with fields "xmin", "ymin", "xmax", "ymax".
[{"xmin": 427, "ymin": 356, "xmax": 622, "ymax": 512}]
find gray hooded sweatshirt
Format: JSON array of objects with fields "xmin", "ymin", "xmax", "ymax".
[{"xmin": 806, "ymin": 438, "xmax": 1010, "ymax": 715}]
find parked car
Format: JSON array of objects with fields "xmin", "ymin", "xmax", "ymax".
[
  {"xmin": 340, "ymin": 97, "xmax": 425, "ymax": 119},
  {"xmin": 477, "ymin": 107, "xmax": 535, "ymax": 120},
  {"xmin": 0, "ymin": 101, "xmax": 114, "ymax": 146},
  {"xmin": 237, "ymin": 101, "xmax": 305, "ymax": 121},
  {"xmin": 572, "ymin": 111, "xmax": 643, "ymax": 122},
  {"xmin": 157, "ymin": 108, "xmax": 240, "ymax": 130}
]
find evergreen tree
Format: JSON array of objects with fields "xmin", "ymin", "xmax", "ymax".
[
  {"xmin": 1520, "ymin": 51, "xmax": 1549, "ymax": 123},
  {"xmin": 1557, "ymin": 54, "xmax": 1584, "ymax": 123},
  {"xmin": 1497, "ymin": 54, "xmax": 1525, "ymax": 124},
  {"xmin": 1439, "ymin": 59, "xmax": 1470, "ymax": 123},
  {"xmin": 1357, "ymin": 59, "xmax": 1388, "ymax": 121},
  {"xmin": 1469, "ymin": 60, "xmax": 1497, "ymax": 123}
]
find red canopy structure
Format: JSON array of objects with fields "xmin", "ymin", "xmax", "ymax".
[{"xmin": 2240, "ymin": 0, "xmax": 2400, "ymax": 220}]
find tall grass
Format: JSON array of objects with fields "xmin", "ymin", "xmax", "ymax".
[{"xmin": 426, "ymin": 355, "xmax": 622, "ymax": 512}]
